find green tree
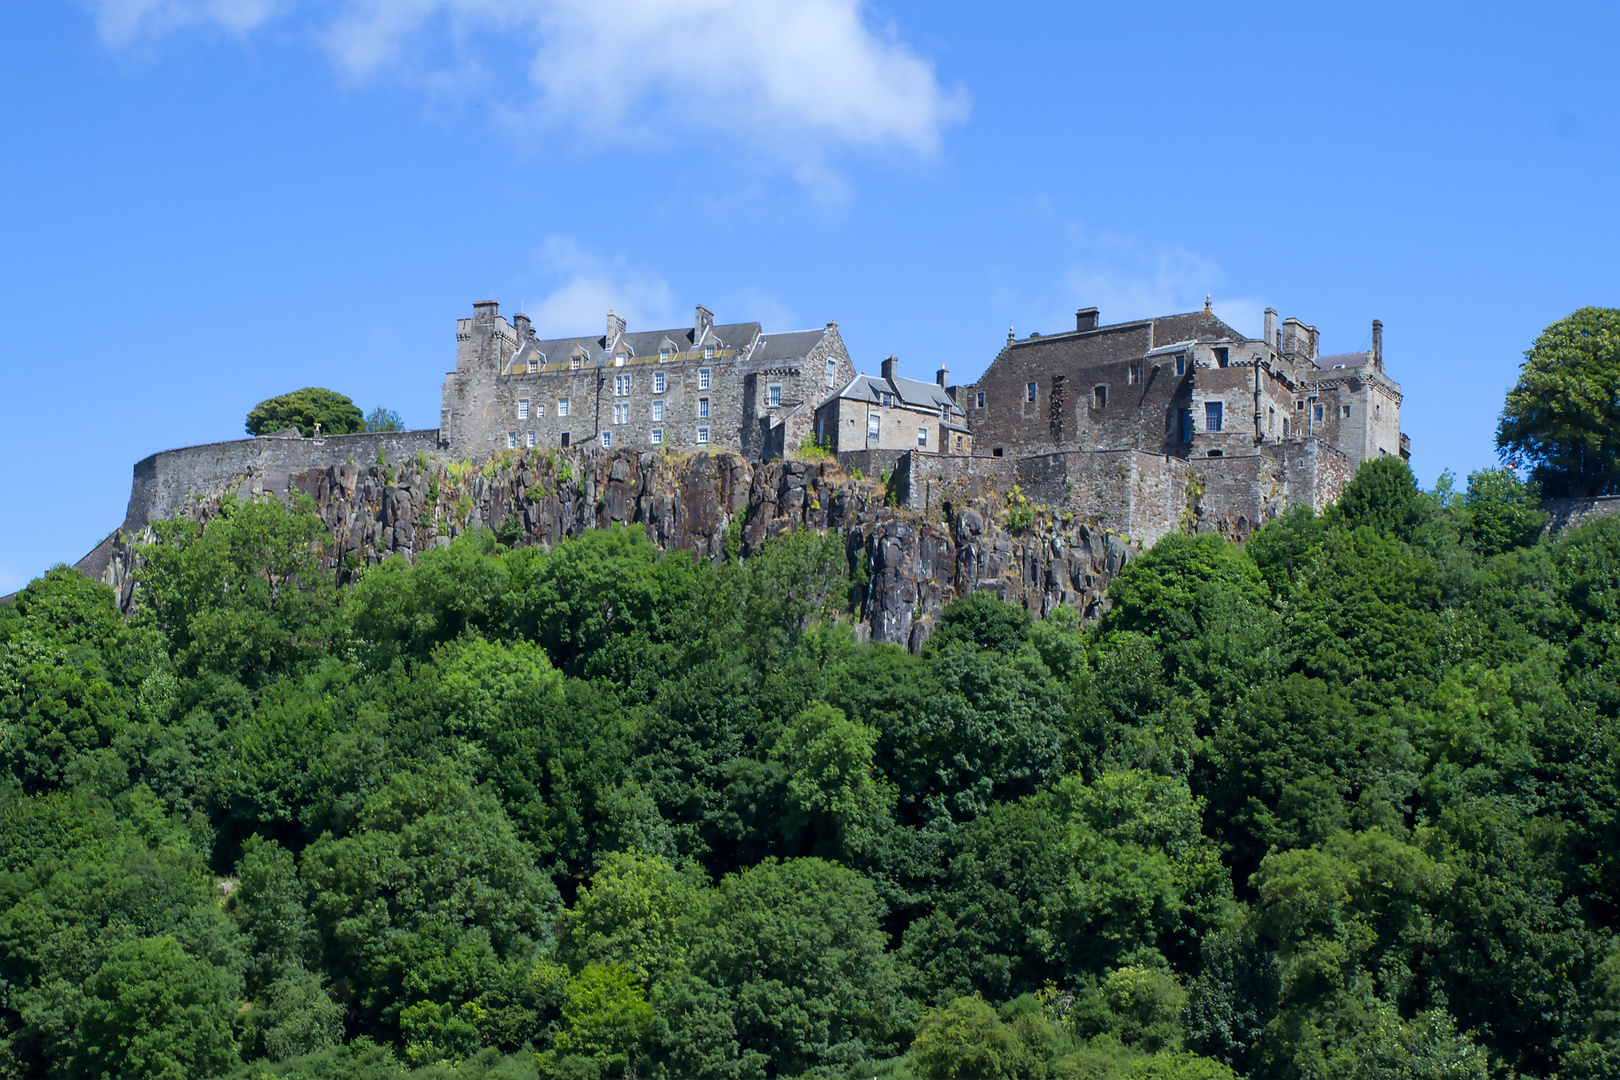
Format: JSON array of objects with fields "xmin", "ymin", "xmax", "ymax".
[
  {"xmin": 1497, "ymin": 306, "xmax": 1620, "ymax": 497},
  {"xmin": 927, "ymin": 590, "xmax": 1033, "ymax": 655},
  {"xmin": 71, "ymin": 935, "xmax": 238, "ymax": 1080},
  {"xmin": 546, "ymin": 965, "xmax": 655, "ymax": 1076},
  {"xmin": 1331, "ymin": 457, "xmax": 1430, "ymax": 542},
  {"xmin": 911, "ymin": 995, "xmax": 1039, "ymax": 1080},
  {"xmin": 559, "ymin": 851, "xmax": 701, "ymax": 984},
  {"xmin": 364, "ymin": 407, "xmax": 405, "ymax": 432},
  {"xmin": 246, "ymin": 388, "xmax": 364, "ymax": 437},
  {"xmin": 1453, "ymin": 467, "xmax": 1548, "ymax": 557}
]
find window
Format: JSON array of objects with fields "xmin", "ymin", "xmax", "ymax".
[
  {"xmin": 613, "ymin": 403, "xmax": 629, "ymax": 425},
  {"xmin": 703, "ymin": 346, "xmax": 714, "ymax": 360},
  {"xmin": 1180, "ymin": 409, "xmax": 1193, "ymax": 442},
  {"xmin": 1206, "ymin": 401, "xmax": 1224, "ymax": 432},
  {"xmin": 653, "ymin": 371, "xmax": 666, "ymax": 393},
  {"xmin": 507, "ymin": 432, "xmax": 517, "ymax": 449},
  {"xmin": 570, "ymin": 356, "xmax": 582, "ymax": 371},
  {"xmin": 698, "ymin": 398, "xmax": 710, "ymax": 419},
  {"xmin": 601, "ymin": 431, "xmax": 612, "ymax": 448},
  {"xmin": 1175, "ymin": 354, "xmax": 1186, "ymax": 376},
  {"xmin": 697, "ymin": 426, "xmax": 710, "ymax": 444},
  {"xmin": 826, "ymin": 357, "xmax": 837, "ymax": 388},
  {"xmin": 652, "ymin": 428, "xmax": 664, "ymax": 445},
  {"xmin": 976, "ymin": 390, "xmax": 985, "ymax": 408},
  {"xmin": 1283, "ymin": 418, "xmax": 1290, "ymax": 437},
  {"xmin": 868, "ymin": 412, "xmax": 881, "ymax": 441},
  {"xmin": 536, "ymin": 402, "xmax": 546, "ymax": 418},
  {"xmin": 992, "ymin": 447, "xmax": 1004, "ymax": 457},
  {"xmin": 699, "ymin": 368, "xmax": 711, "ymax": 390},
  {"xmin": 659, "ymin": 348, "xmax": 671, "ymax": 362},
  {"xmin": 1269, "ymin": 407, "xmax": 1275, "ymax": 433},
  {"xmin": 613, "ymin": 353, "xmax": 626, "ymax": 367},
  {"xmin": 1296, "ymin": 400, "xmax": 1304, "ymax": 410},
  {"xmin": 652, "ymin": 400, "xmax": 664, "ymax": 422},
  {"xmin": 526, "ymin": 430, "xmax": 536, "ymax": 448},
  {"xmin": 1343, "ymin": 405, "xmax": 1351, "ymax": 418},
  {"xmin": 917, "ymin": 426, "xmax": 928, "ymax": 448},
  {"xmin": 1129, "ymin": 363, "xmax": 1141, "ymax": 385},
  {"xmin": 559, "ymin": 398, "xmax": 571, "ymax": 417},
  {"xmin": 527, "ymin": 359, "xmax": 538, "ymax": 373},
  {"xmin": 1093, "ymin": 385, "xmax": 1107, "ymax": 409},
  {"xmin": 518, "ymin": 398, "xmax": 530, "ymax": 419},
  {"xmin": 881, "ymin": 392, "xmax": 894, "ymax": 408},
  {"xmin": 1026, "ymin": 381, "xmax": 1037, "ymax": 402},
  {"xmin": 955, "ymin": 435, "xmax": 964, "ymax": 452},
  {"xmin": 614, "ymin": 374, "xmax": 631, "ymax": 396},
  {"xmin": 1312, "ymin": 404, "xmax": 1324, "ymax": 423},
  {"xmin": 1215, "ymin": 348, "xmax": 1229, "ymax": 368},
  {"xmin": 561, "ymin": 431, "xmax": 570, "ymax": 447},
  {"xmin": 768, "ymin": 384, "xmax": 782, "ymax": 407}
]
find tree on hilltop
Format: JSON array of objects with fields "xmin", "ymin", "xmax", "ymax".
[
  {"xmin": 245, "ymin": 387, "xmax": 364, "ymax": 437},
  {"xmin": 1497, "ymin": 306, "xmax": 1620, "ymax": 498}
]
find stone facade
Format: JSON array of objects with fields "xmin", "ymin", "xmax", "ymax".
[
  {"xmin": 815, "ymin": 356, "xmax": 973, "ymax": 456},
  {"xmin": 440, "ymin": 301, "xmax": 855, "ymax": 462},
  {"xmin": 962, "ymin": 303, "xmax": 1407, "ymax": 470},
  {"xmin": 78, "ymin": 446, "xmax": 1140, "ymax": 651}
]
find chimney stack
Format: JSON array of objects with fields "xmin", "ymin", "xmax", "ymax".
[
  {"xmin": 473, "ymin": 300, "xmax": 499, "ymax": 322},
  {"xmin": 936, "ymin": 367, "xmax": 949, "ymax": 388},
  {"xmin": 1263, "ymin": 308, "xmax": 1277, "ymax": 348},
  {"xmin": 881, "ymin": 355, "xmax": 899, "ymax": 381},
  {"xmin": 606, "ymin": 310, "xmax": 626, "ymax": 342},
  {"xmin": 695, "ymin": 304, "xmax": 714, "ymax": 341},
  {"xmin": 514, "ymin": 313, "xmax": 532, "ymax": 339},
  {"xmin": 1371, "ymin": 319, "xmax": 1383, "ymax": 371},
  {"xmin": 1076, "ymin": 307, "xmax": 1100, "ymax": 332}
]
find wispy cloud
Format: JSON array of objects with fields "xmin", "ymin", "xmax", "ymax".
[
  {"xmin": 524, "ymin": 236, "xmax": 678, "ymax": 338},
  {"xmin": 1060, "ymin": 232, "xmax": 1265, "ymax": 339},
  {"xmin": 91, "ymin": 0, "xmax": 284, "ymax": 47},
  {"xmin": 88, "ymin": 0, "xmax": 969, "ymax": 187}
]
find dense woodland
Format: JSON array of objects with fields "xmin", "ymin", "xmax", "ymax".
[{"xmin": 6, "ymin": 447, "xmax": 1620, "ymax": 1080}]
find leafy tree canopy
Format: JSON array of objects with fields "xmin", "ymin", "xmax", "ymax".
[
  {"xmin": 1497, "ymin": 306, "xmax": 1620, "ymax": 497},
  {"xmin": 246, "ymin": 387, "xmax": 365, "ymax": 438}
]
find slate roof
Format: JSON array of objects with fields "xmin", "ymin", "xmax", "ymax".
[
  {"xmin": 505, "ymin": 321, "xmax": 833, "ymax": 374},
  {"xmin": 1316, "ymin": 351, "xmax": 1371, "ymax": 369},
  {"xmin": 825, "ymin": 373, "xmax": 964, "ymax": 416}
]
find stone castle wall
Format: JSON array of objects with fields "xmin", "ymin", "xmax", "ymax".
[
  {"xmin": 76, "ymin": 429, "xmax": 443, "ymax": 585},
  {"xmin": 78, "ymin": 447, "xmax": 1140, "ymax": 652}
]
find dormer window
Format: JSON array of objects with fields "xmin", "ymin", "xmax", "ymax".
[
  {"xmin": 703, "ymin": 346, "xmax": 714, "ymax": 359},
  {"xmin": 614, "ymin": 353, "xmax": 627, "ymax": 366},
  {"xmin": 570, "ymin": 356, "xmax": 582, "ymax": 371},
  {"xmin": 1215, "ymin": 348, "xmax": 1229, "ymax": 368},
  {"xmin": 881, "ymin": 392, "xmax": 894, "ymax": 408},
  {"xmin": 660, "ymin": 348, "xmax": 671, "ymax": 362}
]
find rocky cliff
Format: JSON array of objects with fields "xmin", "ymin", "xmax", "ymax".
[{"xmin": 82, "ymin": 448, "xmax": 1136, "ymax": 650}]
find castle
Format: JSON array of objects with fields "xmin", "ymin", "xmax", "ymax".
[
  {"xmin": 74, "ymin": 294, "xmax": 1406, "ymax": 597},
  {"xmin": 440, "ymin": 301, "xmax": 855, "ymax": 462}
]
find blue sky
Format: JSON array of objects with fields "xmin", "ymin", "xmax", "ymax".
[{"xmin": 2, "ymin": 1, "xmax": 1617, "ymax": 592}]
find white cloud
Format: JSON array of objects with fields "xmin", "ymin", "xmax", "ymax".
[
  {"xmin": 92, "ymin": 0, "xmax": 968, "ymax": 173},
  {"xmin": 89, "ymin": 0, "xmax": 283, "ymax": 47},
  {"xmin": 524, "ymin": 236, "xmax": 677, "ymax": 338},
  {"xmin": 1061, "ymin": 235, "xmax": 1266, "ymax": 339}
]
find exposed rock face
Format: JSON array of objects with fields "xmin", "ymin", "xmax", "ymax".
[{"xmin": 83, "ymin": 448, "xmax": 1136, "ymax": 651}]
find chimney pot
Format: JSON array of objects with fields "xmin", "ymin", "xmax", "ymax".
[
  {"xmin": 1076, "ymin": 307, "xmax": 1099, "ymax": 332},
  {"xmin": 881, "ymin": 355, "xmax": 899, "ymax": 381}
]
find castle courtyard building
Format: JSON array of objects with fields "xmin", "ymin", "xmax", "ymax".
[
  {"xmin": 815, "ymin": 355, "xmax": 973, "ymax": 456},
  {"xmin": 963, "ymin": 301, "xmax": 1407, "ymax": 466},
  {"xmin": 440, "ymin": 301, "xmax": 856, "ymax": 461}
]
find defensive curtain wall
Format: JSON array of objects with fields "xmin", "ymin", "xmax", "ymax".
[{"xmin": 78, "ymin": 443, "xmax": 1138, "ymax": 651}]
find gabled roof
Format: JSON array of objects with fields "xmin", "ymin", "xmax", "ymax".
[
  {"xmin": 503, "ymin": 319, "xmax": 834, "ymax": 375},
  {"xmin": 1316, "ymin": 351, "xmax": 1371, "ymax": 370},
  {"xmin": 824, "ymin": 373, "xmax": 964, "ymax": 416}
]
